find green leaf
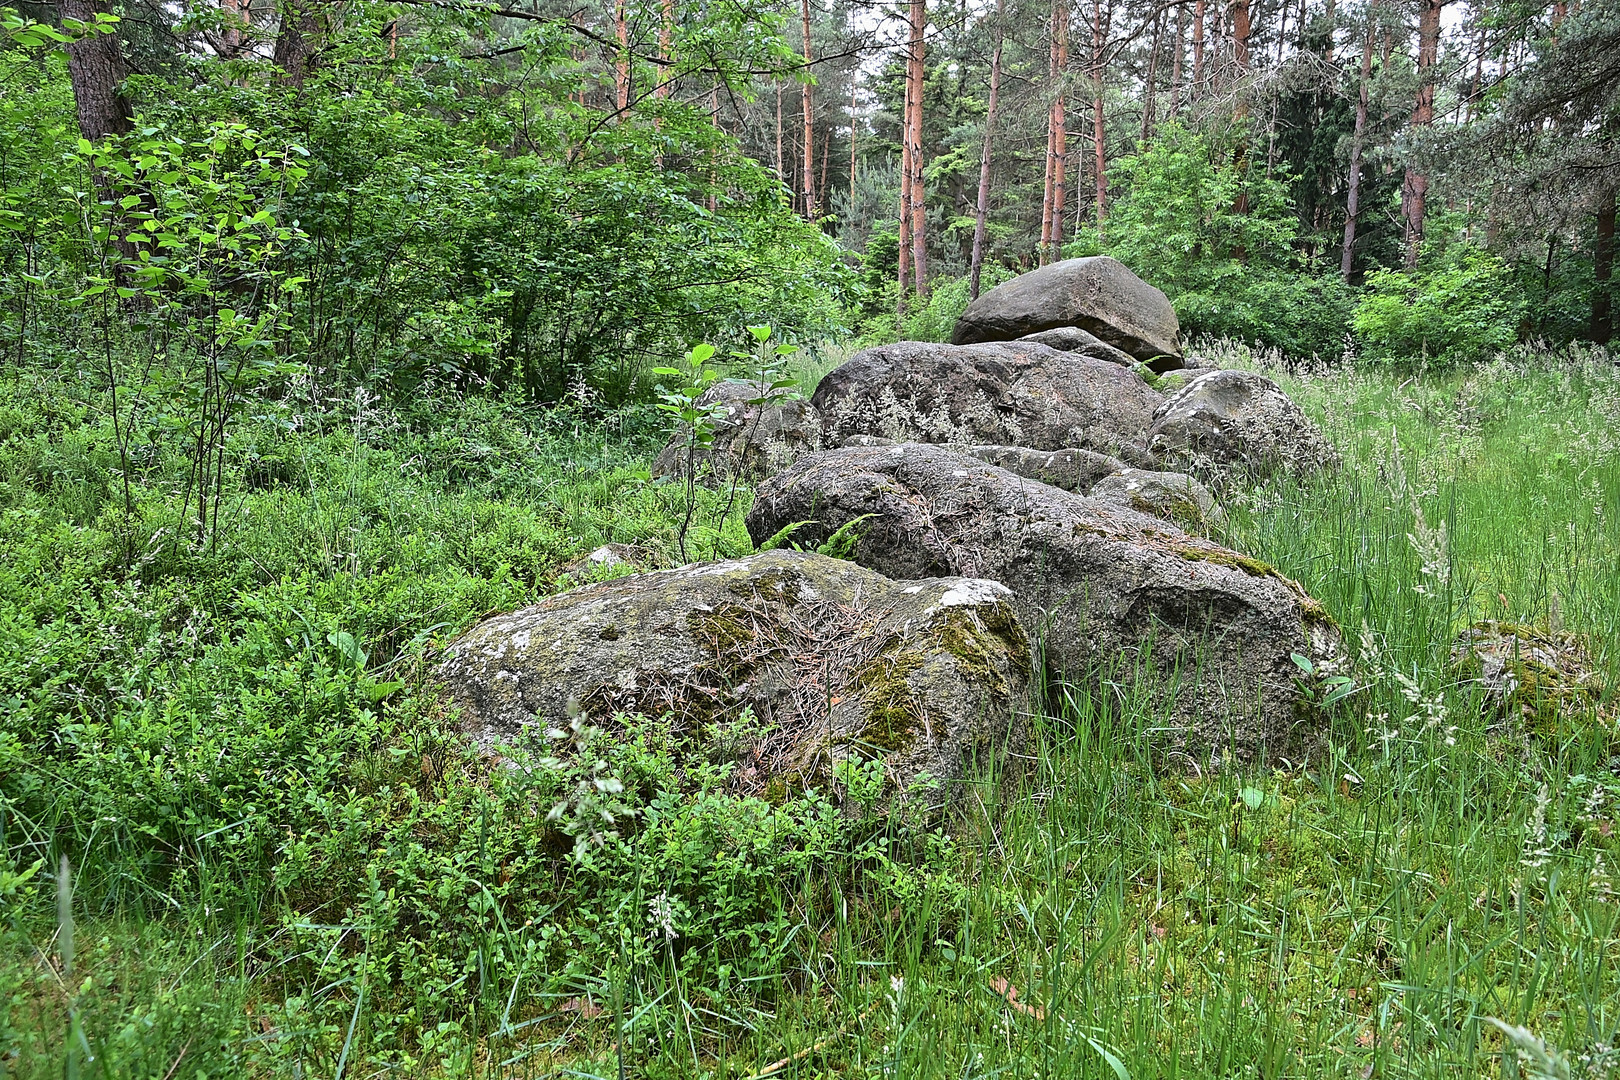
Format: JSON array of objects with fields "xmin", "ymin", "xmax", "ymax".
[
  {"xmin": 1240, "ymin": 787, "xmax": 1264, "ymax": 810},
  {"xmin": 1082, "ymin": 1035, "xmax": 1132, "ymax": 1080},
  {"xmin": 327, "ymin": 631, "xmax": 368, "ymax": 669}
]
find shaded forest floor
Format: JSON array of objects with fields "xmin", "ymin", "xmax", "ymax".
[{"xmin": 4, "ymin": 342, "xmax": 1620, "ymax": 1078}]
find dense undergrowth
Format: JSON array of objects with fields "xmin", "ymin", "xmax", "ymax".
[{"xmin": 3, "ymin": 340, "xmax": 1620, "ymax": 1078}]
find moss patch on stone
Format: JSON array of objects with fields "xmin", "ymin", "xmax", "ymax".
[
  {"xmin": 1176, "ymin": 545, "xmax": 1279, "ymax": 578},
  {"xmin": 931, "ymin": 601, "xmax": 1029, "ymax": 697},
  {"xmin": 1132, "ymin": 492, "xmax": 1205, "ymax": 531},
  {"xmin": 849, "ymin": 647, "xmax": 926, "ymax": 757},
  {"xmin": 733, "ymin": 567, "xmax": 804, "ymax": 606},
  {"xmin": 1451, "ymin": 620, "xmax": 1606, "ymax": 732},
  {"xmin": 1296, "ymin": 594, "xmax": 1341, "ymax": 634}
]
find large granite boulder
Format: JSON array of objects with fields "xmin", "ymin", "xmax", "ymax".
[
  {"xmin": 953, "ymin": 257, "xmax": 1183, "ymax": 370},
  {"xmin": 1089, "ymin": 468, "xmax": 1226, "ymax": 532},
  {"xmin": 746, "ymin": 445, "xmax": 1343, "ymax": 764},
  {"xmin": 812, "ymin": 340, "xmax": 1162, "ymax": 467},
  {"xmin": 653, "ymin": 380, "xmax": 821, "ymax": 485},
  {"xmin": 437, "ymin": 549, "xmax": 1030, "ymax": 809},
  {"xmin": 1148, "ymin": 369, "xmax": 1337, "ymax": 480}
]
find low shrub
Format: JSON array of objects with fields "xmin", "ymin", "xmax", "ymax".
[{"xmin": 1353, "ymin": 244, "xmax": 1522, "ymax": 367}]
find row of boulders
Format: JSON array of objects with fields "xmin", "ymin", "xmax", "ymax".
[
  {"xmin": 438, "ymin": 257, "xmax": 1348, "ymax": 815},
  {"xmin": 653, "ymin": 344, "xmax": 1335, "ymax": 500},
  {"xmin": 653, "ymin": 259, "xmax": 1336, "ymax": 497}
]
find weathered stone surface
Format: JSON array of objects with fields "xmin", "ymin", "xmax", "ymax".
[
  {"xmin": 962, "ymin": 445, "xmax": 1127, "ymax": 493},
  {"xmin": 953, "ymin": 256, "xmax": 1183, "ymax": 370},
  {"xmin": 811, "ymin": 340, "xmax": 1162, "ymax": 466},
  {"xmin": 746, "ymin": 444, "xmax": 1343, "ymax": 764},
  {"xmin": 653, "ymin": 380, "xmax": 821, "ymax": 485},
  {"xmin": 437, "ymin": 549, "xmax": 1030, "ymax": 809},
  {"xmin": 1148, "ymin": 369, "xmax": 1337, "ymax": 479},
  {"xmin": 1017, "ymin": 326, "xmax": 1140, "ymax": 368},
  {"xmin": 1451, "ymin": 621, "xmax": 1606, "ymax": 728},
  {"xmin": 1089, "ymin": 468, "xmax": 1226, "ymax": 532}
]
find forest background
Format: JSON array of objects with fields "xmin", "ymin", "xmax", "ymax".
[{"xmin": 4, "ymin": 0, "xmax": 1617, "ymax": 397}]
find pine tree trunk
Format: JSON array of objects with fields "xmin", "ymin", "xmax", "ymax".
[
  {"xmin": 1340, "ymin": 1, "xmax": 1374, "ymax": 282},
  {"xmin": 1091, "ymin": 0, "xmax": 1108, "ymax": 234},
  {"xmin": 850, "ymin": 81, "xmax": 858, "ymax": 208},
  {"xmin": 272, "ymin": 0, "xmax": 321, "ymax": 85},
  {"xmin": 614, "ymin": 0, "xmax": 631, "ymax": 111},
  {"xmin": 1040, "ymin": 125, "xmax": 1056, "ymax": 264},
  {"xmin": 1041, "ymin": 11, "xmax": 1058, "ymax": 264},
  {"xmin": 819, "ymin": 130, "xmax": 830, "ymax": 209},
  {"xmin": 1192, "ymin": 0, "xmax": 1204, "ymax": 94},
  {"xmin": 62, "ymin": 0, "xmax": 131, "ymax": 142},
  {"xmin": 1231, "ymin": 0, "xmax": 1250, "ymax": 71},
  {"xmin": 970, "ymin": 0, "xmax": 1006, "ymax": 299},
  {"xmin": 801, "ymin": 0, "xmax": 817, "ymax": 217},
  {"xmin": 219, "ymin": 0, "xmax": 251, "ymax": 59},
  {"xmin": 1595, "ymin": 188, "xmax": 1616, "ymax": 344},
  {"xmin": 1050, "ymin": 0, "xmax": 1069, "ymax": 263},
  {"xmin": 898, "ymin": 65, "xmax": 913, "ymax": 316},
  {"xmin": 657, "ymin": 0, "xmax": 674, "ymax": 98},
  {"xmin": 1468, "ymin": 5, "xmax": 1484, "ymax": 119},
  {"xmin": 1229, "ymin": 0, "xmax": 1251, "ymax": 227},
  {"xmin": 906, "ymin": 0, "xmax": 928, "ymax": 296},
  {"xmin": 1169, "ymin": 2, "xmax": 1185, "ymax": 116},
  {"xmin": 1141, "ymin": 8, "xmax": 1163, "ymax": 144},
  {"xmin": 1402, "ymin": 0, "xmax": 1444, "ymax": 267}
]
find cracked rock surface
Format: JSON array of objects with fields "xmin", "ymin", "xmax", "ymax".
[
  {"xmin": 747, "ymin": 443, "xmax": 1343, "ymax": 764},
  {"xmin": 812, "ymin": 340, "xmax": 1162, "ymax": 466}
]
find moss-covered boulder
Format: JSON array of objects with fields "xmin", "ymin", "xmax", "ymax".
[
  {"xmin": 436, "ymin": 549, "xmax": 1030, "ymax": 811},
  {"xmin": 746, "ymin": 444, "xmax": 1344, "ymax": 765},
  {"xmin": 811, "ymin": 340, "xmax": 1162, "ymax": 466},
  {"xmin": 1089, "ymin": 468, "xmax": 1225, "ymax": 533},
  {"xmin": 1451, "ymin": 621, "xmax": 1607, "ymax": 730}
]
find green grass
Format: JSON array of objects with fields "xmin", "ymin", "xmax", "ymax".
[{"xmin": 3, "ymin": 342, "xmax": 1619, "ymax": 1078}]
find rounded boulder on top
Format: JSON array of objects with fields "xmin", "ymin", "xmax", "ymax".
[{"xmin": 952, "ymin": 256, "xmax": 1184, "ymax": 372}]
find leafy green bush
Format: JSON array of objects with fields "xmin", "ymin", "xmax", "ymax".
[
  {"xmin": 1098, "ymin": 122, "xmax": 1352, "ymax": 358},
  {"xmin": 899, "ymin": 268, "xmax": 1016, "ymax": 344},
  {"xmin": 1353, "ymin": 245, "xmax": 1522, "ymax": 367},
  {"xmin": 1176, "ymin": 270, "xmax": 1356, "ymax": 360}
]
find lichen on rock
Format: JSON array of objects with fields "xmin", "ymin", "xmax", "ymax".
[{"xmin": 435, "ymin": 549, "xmax": 1031, "ymax": 813}]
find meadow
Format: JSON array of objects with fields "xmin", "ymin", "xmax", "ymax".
[{"xmin": 3, "ymin": 340, "xmax": 1619, "ymax": 1079}]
